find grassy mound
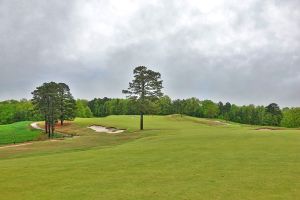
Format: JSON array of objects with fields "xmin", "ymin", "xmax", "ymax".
[
  {"xmin": 0, "ymin": 115, "xmax": 299, "ymax": 199},
  {"xmin": 0, "ymin": 121, "xmax": 42, "ymax": 145}
]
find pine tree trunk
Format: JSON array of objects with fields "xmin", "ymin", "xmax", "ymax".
[
  {"xmin": 51, "ymin": 123, "xmax": 54, "ymax": 138},
  {"xmin": 51, "ymin": 111, "xmax": 55, "ymax": 138},
  {"xmin": 61, "ymin": 119, "xmax": 63, "ymax": 126},
  {"xmin": 47, "ymin": 121, "xmax": 51, "ymax": 139},
  {"xmin": 45, "ymin": 122, "xmax": 47, "ymax": 134},
  {"xmin": 140, "ymin": 112, "xmax": 144, "ymax": 130},
  {"xmin": 44, "ymin": 116, "xmax": 48, "ymax": 134}
]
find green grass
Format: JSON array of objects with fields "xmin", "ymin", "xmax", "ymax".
[
  {"xmin": 0, "ymin": 115, "xmax": 299, "ymax": 199},
  {"xmin": 0, "ymin": 121, "xmax": 42, "ymax": 145}
]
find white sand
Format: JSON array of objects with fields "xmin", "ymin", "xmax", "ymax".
[
  {"xmin": 88, "ymin": 125, "xmax": 125, "ymax": 134},
  {"xmin": 31, "ymin": 122, "xmax": 43, "ymax": 130},
  {"xmin": 214, "ymin": 120, "xmax": 231, "ymax": 125},
  {"xmin": 255, "ymin": 128, "xmax": 280, "ymax": 131}
]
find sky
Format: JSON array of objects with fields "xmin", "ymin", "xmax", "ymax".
[{"xmin": 0, "ymin": 0, "xmax": 299, "ymax": 107}]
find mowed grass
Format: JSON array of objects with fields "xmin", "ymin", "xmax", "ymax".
[
  {"xmin": 0, "ymin": 121, "xmax": 41, "ymax": 145},
  {"xmin": 0, "ymin": 115, "xmax": 299, "ymax": 200}
]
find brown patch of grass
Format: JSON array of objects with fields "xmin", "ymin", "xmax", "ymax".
[
  {"xmin": 254, "ymin": 127, "xmax": 283, "ymax": 131},
  {"xmin": 186, "ymin": 117, "xmax": 227, "ymax": 126}
]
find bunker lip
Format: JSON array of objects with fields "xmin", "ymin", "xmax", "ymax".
[
  {"xmin": 30, "ymin": 122, "xmax": 78, "ymax": 138},
  {"xmin": 88, "ymin": 125, "xmax": 125, "ymax": 134},
  {"xmin": 254, "ymin": 127, "xmax": 283, "ymax": 131},
  {"xmin": 214, "ymin": 120, "xmax": 231, "ymax": 126},
  {"xmin": 0, "ymin": 142, "xmax": 34, "ymax": 149}
]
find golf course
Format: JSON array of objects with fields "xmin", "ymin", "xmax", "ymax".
[
  {"xmin": 1, "ymin": 1, "xmax": 300, "ymax": 198},
  {"xmin": 0, "ymin": 115, "xmax": 299, "ymax": 199}
]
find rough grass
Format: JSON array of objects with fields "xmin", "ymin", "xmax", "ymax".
[
  {"xmin": 0, "ymin": 121, "xmax": 41, "ymax": 145},
  {"xmin": 0, "ymin": 115, "xmax": 299, "ymax": 200}
]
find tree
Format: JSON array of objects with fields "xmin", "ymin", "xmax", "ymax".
[
  {"xmin": 183, "ymin": 98, "xmax": 202, "ymax": 117},
  {"xmin": 76, "ymin": 99, "xmax": 93, "ymax": 118},
  {"xmin": 281, "ymin": 108, "xmax": 300, "ymax": 128},
  {"xmin": 172, "ymin": 99, "xmax": 184, "ymax": 117},
  {"xmin": 32, "ymin": 82, "xmax": 60, "ymax": 138},
  {"xmin": 223, "ymin": 102, "xmax": 232, "ymax": 120},
  {"xmin": 157, "ymin": 95, "xmax": 172, "ymax": 115},
  {"xmin": 202, "ymin": 100, "xmax": 219, "ymax": 118},
  {"xmin": 229, "ymin": 104, "xmax": 241, "ymax": 122},
  {"xmin": 123, "ymin": 66, "xmax": 163, "ymax": 130},
  {"xmin": 32, "ymin": 82, "xmax": 76, "ymax": 138},
  {"xmin": 58, "ymin": 83, "xmax": 76, "ymax": 125},
  {"xmin": 266, "ymin": 103, "xmax": 282, "ymax": 116},
  {"xmin": 264, "ymin": 103, "xmax": 282, "ymax": 126},
  {"xmin": 88, "ymin": 97, "xmax": 110, "ymax": 117},
  {"xmin": 126, "ymin": 99, "xmax": 139, "ymax": 115},
  {"xmin": 255, "ymin": 106, "xmax": 265, "ymax": 125},
  {"xmin": 218, "ymin": 102, "xmax": 224, "ymax": 117}
]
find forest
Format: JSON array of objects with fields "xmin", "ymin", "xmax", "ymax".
[{"xmin": 0, "ymin": 96, "xmax": 299, "ymax": 128}]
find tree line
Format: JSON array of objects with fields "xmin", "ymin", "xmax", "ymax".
[
  {"xmin": 1, "ymin": 94, "xmax": 300, "ymax": 128},
  {"xmin": 86, "ymin": 97, "xmax": 284, "ymax": 126},
  {"xmin": 1, "ymin": 95, "xmax": 300, "ymax": 128},
  {"xmin": 0, "ymin": 67, "xmax": 299, "ymax": 130},
  {"xmin": 0, "ymin": 99, "xmax": 40, "ymax": 124}
]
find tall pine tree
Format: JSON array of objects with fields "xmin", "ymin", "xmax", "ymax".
[{"xmin": 123, "ymin": 66, "xmax": 163, "ymax": 130}]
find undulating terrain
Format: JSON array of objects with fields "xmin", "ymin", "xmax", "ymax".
[{"xmin": 0, "ymin": 115, "xmax": 299, "ymax": 199}]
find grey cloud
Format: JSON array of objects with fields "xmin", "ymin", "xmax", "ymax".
[{"xmin": 0, "ymin": 0, "xmax": 299, "ymax": 107}]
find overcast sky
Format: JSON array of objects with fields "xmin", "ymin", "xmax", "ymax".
[{"xmin": 0, "ymin": 0, "xmax": 299, "ymax": 107}]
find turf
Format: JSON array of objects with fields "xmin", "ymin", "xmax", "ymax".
[
  {"xmin": 0, "ymin": 115, "xmax": 299, "ymax": 199},
  {"xmin": 0, "ymin": 121, "xmax": 41, "ymax": 145}
]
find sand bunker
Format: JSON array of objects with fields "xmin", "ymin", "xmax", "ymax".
[
  {"xmin": 30, "ymin": 122, "xmax": 43, "ymax": 130},
  {"xmin": 255, "ymin": 128, "xmax": 282, "ymax": 131},
  {"xmin": 88, "ymin": 125, "xmax": 125, "ymax": 134},
  {"xmin": 214, "ymin": 120, "xmax": 231, "ymax": 126}
]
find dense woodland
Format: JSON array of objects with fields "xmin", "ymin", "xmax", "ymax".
[
  {"xmin": 0, "ymin": 96, "xmax": 300, "ymax": 128},
  {"xmin": 0, "ymin": 99, "xmax": 39, "ymax": 124}
]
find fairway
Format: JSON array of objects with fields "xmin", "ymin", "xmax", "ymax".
[{"xmin": 0, "ymin": 115, "xmax": 299, "ymax": 199}]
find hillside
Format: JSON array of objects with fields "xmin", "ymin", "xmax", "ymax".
[{"xmin": 0, "ymin": 121, "xmax": 41, "ymax": 145}]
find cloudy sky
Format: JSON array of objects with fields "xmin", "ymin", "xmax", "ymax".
[{"xmin": 0, "ymin": 0, "xmax": 299, "ymax": 107}]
